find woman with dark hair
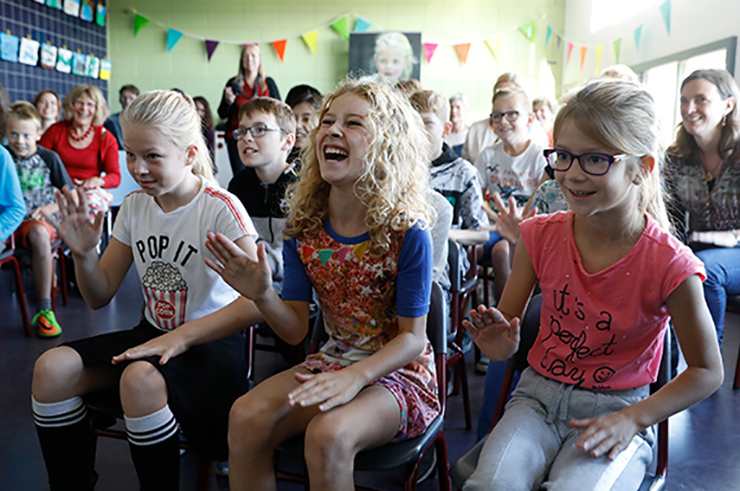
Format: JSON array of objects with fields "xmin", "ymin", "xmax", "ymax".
[
  {"xmin": 218, "ymin": 44, "xmax": 280, "ymax": 176},
  {"xmin": 665, "ymin": 68, "xmax": 740, "ymax": 348},
  {"xmin": 33, "ymin": 89, "xmax": 62, "ymax": 135},
  {"xmin": 193, "ymin": 96, "xmax": 217, "ymax": 174}
]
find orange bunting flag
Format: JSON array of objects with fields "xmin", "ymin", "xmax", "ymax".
[
  {"xmin": 272, "ymin": 39, "xmax": 287, "ymax": 62},
  {"xmin": 579, "ymin": 46, "xmax": 588, "ymax": 73},
  {"xmin": 454, "ymin": 43, "xmax": 471, "ymax": 64}
]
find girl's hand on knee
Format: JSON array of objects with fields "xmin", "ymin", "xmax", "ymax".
[
  {"xmin": 205, "ymin": 233, "xmax": 272, "ymax": 301},
  {"xmin": 111, "ymin": 331, "xmax": 188, "ymax": 366},
  {"xmin": 463, "ymin": 305, "xmax": 520, "ymax": 361},
  {"xmin": 288, "ymin": 369, "xmax": 366, "ymax": 412},
  {"xmin": 571, "ymin": 411, "xmax": 644, "ymax": 460}
]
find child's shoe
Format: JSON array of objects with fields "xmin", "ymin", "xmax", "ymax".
[{"xmin": 33, "ymin": 310, "xmax": 62, "ymax": 338}]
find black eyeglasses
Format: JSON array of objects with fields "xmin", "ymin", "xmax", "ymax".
[
  {"xmin": 543, "ymin": 148, "xmax": 626, "ymax": 176},
  {"xmin": 233, "ymin": 124, "xmax": 285, "ymax": 140},
  {"xmin": 491, "ymin": 111, "xmax": 520, "ymax": 123}
]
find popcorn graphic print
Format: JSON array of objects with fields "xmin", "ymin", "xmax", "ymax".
[{"xmin": 141, "ymin": 261, "xmax": 189, "ymax": 330}]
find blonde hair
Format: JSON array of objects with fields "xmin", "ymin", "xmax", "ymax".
[
  {"xmin": 285, "ymin": 80, "xmax": 433, "ymax": 256},
  {"xmin": 492, "ymin": 88, "xmax": 531, "ymax": 110},
  {"xmin": 598, "ymin": 64, "xmax": 639, "ymax": 83},
  {"xmin": 554, "ymin": 79, "xmax": 670, "ymax": 231},
  {"xmin": 373, "ymin": 32, "xmax": 417, "ymax": 80},
  {"xmin": 409, "ymin": 90, "xmax": 450, "ymax": 123},
  {"xmin": 5, "ymin": 101, "xmax": 42, "ymax": 130},
  {"xmin": 63, "ymin": 84, "xmax": 109, "ymax": 126},
  {"xmin": 238, "ymin": 44, "xmax": 267, "ymax": 94},
  {"xmin": 668, "ymin": 69, "xmax": 740, "ymax": 161},
  {"xmin": 395, "ymin": 79, "xmax": 423, "ymax": 98},
  {"xmin": 120, "ymin": 90, "xmax": 215, "ymax": 183},
  {"xmin": 494, "ymin": 72, "xmax": 523, "ymax": 94}
]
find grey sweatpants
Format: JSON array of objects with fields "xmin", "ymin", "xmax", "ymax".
[{"xmin": 464, "ymin": 368, "xmax": 654, "ymax": 491}]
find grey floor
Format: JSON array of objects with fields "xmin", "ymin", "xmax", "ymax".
[{"xmin": 1, "ymin": 265, "xmax": 739, "ymax": 490}]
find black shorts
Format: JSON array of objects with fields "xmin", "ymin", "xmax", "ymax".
[{"xmin": 64, "ymin": 319, "xmax": 248, "ymax": 460}]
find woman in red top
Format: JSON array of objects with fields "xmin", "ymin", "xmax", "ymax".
[
  {"xmin": 218, "ymin": 44, "xmax": 280, "ymax": 177},
  {"xmin": 40, "ymin": 84, "xmax": 120, "ymax": 215}
]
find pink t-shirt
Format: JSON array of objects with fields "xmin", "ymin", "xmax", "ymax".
[{"xmin": 521, "ymin": 211, "xmax": 705, "ymax": 390}]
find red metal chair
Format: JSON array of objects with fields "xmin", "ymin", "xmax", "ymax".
[
  {"xmin": 725, "ymin": 295, "xmax": 740, "ymax": 389},
  {"xmin": 0, "ymin": 236, "xmax": 31, "ymax": 336}
]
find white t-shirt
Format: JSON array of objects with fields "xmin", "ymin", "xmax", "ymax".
[
  {"xmin": 113, "ymin": 179, "xmax": 257, "ymax": 331},
  {"xmin": 475, "ymin": 140, "xmax": 546, "ymax": 206}
]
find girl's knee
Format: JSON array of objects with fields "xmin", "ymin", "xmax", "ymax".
[
  {"xmin": 27, "ymin": 224, "xmax": 51, "ymax": 247},
  {"xmin": 228, "ymin": 393, "xmax": 275, "ymax": 452},
  {"xmin": 119, "ymin": 362, "xmax": 166, "ymax": 409},
  {"xmin": 304, "ymin": 412, "xmax": 353, "ymax": 459},
  {"xmin": 32, "ymin": 347, "xmax": 83, "ymax": 400}
]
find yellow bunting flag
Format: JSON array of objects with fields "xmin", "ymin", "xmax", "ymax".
[
  {"xmin": 302, "ymin": 30, "xmax": 318, "ymax": 54},
  {"xmin": 454, "ymin": 43, "xmax": 471, "ymax": 64},
  {"xmin": 594, "ymin": 45, "xmax": 603, "ymax": 75},
  {"xmin": 485, "ymin": 37, "xmax": 502, "ymax": 58}
]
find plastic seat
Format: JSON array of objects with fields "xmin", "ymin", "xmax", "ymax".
[
  {"xmin": 275, "ymin": 281, "xmax": 452, "ymax": 491},
  {"xmin": 447, "ymin": 239, "xmax": 478, "ymax": 430}
]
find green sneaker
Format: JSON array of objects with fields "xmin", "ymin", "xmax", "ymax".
[{"xmin": 33, "ymin": 310, "xmax": 62, "ymax": 338}]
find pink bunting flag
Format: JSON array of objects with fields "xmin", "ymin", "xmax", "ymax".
[
  {"xmin": 566, "ymin": 42, "xmax": 574, "ymax": 67},
  {"xmin": 205, "ymin": 40, "xmax": 219, "ymax": 61},
  {"xmin": 423, "ymin": 43, "xmax": 438, "ymax": 63}
]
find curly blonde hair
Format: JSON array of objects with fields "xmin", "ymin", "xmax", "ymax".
[
  {"xmin": 120, "ymin": 90, "xmax": 215, "ymax": 183},
  {"xmin": 285, "ymin": 80, "xmax": 433, "ymax": 256}
]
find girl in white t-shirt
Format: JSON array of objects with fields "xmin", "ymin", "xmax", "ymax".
[
  {"xmin": 461, "ymin": 79, "xmax": 723, "ymax": 490},
  {"xmin": 31, "ymin": 90, "xmax": 262, "ymax": 490}
]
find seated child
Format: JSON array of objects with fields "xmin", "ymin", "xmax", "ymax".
[
  {"xmin": 5, "ymin": 101, "xmax": 73, "ymax": 337},
  {"xmin": 461, "ymin": 79, "xmax": 723, "ymax": 491},
  {"xmin": 206, "ymin": 80, "xmax": 439, "ymax": 491},
  {"xmin": 227, "ymin": 97, "xmax": 297, "ymax": 297},
  {"xmin": 284, "ymin": 84, "xmax": 323, "ymax": 166},
  {"xmin": 476, "ymin": 88, "xmax": 547, "ymax": 304},
  {"xmin": 0, "ymin": 144, "xmax": 25, "ymax": 252}
]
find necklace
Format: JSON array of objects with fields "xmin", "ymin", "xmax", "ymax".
[
  {"xmin": 68, "ymin": 124, "xmax": 94, "ymax": 142},
  {"xmin": 704, "ymin": 159, "xmax": 723, "ymax": 182}
]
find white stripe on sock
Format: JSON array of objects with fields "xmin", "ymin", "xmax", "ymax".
[
  {"xmin": 124, "ymin": 405, "xmax": 180, "ymax": 446},
  {"xmin": 32, "ymin": 396, "xmax": 88, "ymax": 428}
]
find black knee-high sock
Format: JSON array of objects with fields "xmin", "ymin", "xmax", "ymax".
[
  {"xmin": 125, "ymin": 405, "xmax": 180, "ymax": 491},
  {"xmin": 33, "ymin": 396, "xmax": 96, "ymax": 491}
]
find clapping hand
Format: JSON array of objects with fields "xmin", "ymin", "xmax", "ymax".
[
  {"xmin": 483, "ymin": 192, "xmax": 536, "ymax": 244},
  {"xmin": 463, "ymin": 304, "xmax": 521, "ymax": 362},
  {"xmin": 48, "ymin": 186, "xmax": 105, "ymax": 256},
  {"xmin": 205, "ymin": 232, "xmax": 272, "ymax": 302}
]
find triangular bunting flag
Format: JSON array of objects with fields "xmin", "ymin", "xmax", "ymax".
[
  {"xmin": 336, "ymin": 247, "xmax": 352, "ymax": 263},
  {"xmin": 594, "ymin": 45, "xmax": 603, "ymax": 75},
  {"xmin": 519, "ymin": 20, "xmax": 536, "ymax": 42},
  {"xmin": 205, "ymin": 40, "xmax": 219, "ymax": 61},
  {"xmin": 634, "ymin": 24, "xmax": 643, "ymax": 50},
  {"xmin": 353, "ymin": 242, "xmax": 368, "ymax": 260},
  {"xmin": 272, "ymin": 39, "xmax": 287, "ymax": 62},
  {"xmin": 454, "ymin": 43, "xmax": 471, "ymax": 64},
  {"xmin": 545, "ymin": 25, "xmax": 553, "ymax": 47},
  {"xmin": 318, "ymin": 250, "xmax": 334, "ymax": 266},
  {"xmin": 354, "ymin": 17, "xmax": 372, "ymax": 33},
  {"xmin": 613, "ymin": 38, "xmax": 622, "ymax": 64},
  {"xmin": 331, "ymin": 17, "xmax": 350, "ymax": 40},
  {"xmin": 580, "ymin": 46, "xmax": 588, "ymax": 72},
  {"xmin": 302, "ymin": 30, "xmax": 318, "ymax": 54},
  {"xmin": 566, "ymin": 42, "xmax": 574, "ymax": 67},
  {"xmin": 423, "ymin": 43, "xmax": 438, "ymax": 63},
  {"xmin": 485, "ymin": 37, "xmax": 502, "ymax": 58},
  {"xmin": 557, "ymin": 35, "xmax": 562, "ymax": 49},
  {"xmin": 133, "ymin": 13, "xmax": 149, "ymax": 36},
  {"xmin": 166, "ymin": 29, "xmax": 183, "ymax": 52},
  {"xmin": 659, "ymin": 0, "xmax": 671, "ymax": 34}
]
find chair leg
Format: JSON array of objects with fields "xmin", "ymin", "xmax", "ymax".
[
  {"xmin": 734, "ymin": 343, "xmax": 740, "ymax": 389},
  {"xmin": 8, "ymin": 258, "xmax": 31, "ymax": 336},
  {"xmin": 435, "ymin": 435, "xmax": 452, "ymax": 491},
  {"xmin": 195, "ymin": 456, "xmax": 210, "ymax": 491},
  {"xmin": 457, "ymin": 358, "xmax": 472, "ymax": 430},
  {"xmin": 57, "ymin": 245, "xmax": 68, "ymax": 306}
]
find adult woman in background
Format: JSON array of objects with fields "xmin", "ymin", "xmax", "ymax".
[
  {"xmin": 194, "ymin": 96, "xmax": 217, "ymax": 174},
  {"xmin": 445, "ymin": 93, "xmax": 470, "ymax": 157},
  {"xmin": 218, "ymin": 44, "xmax": 280, "ymax": 177},
  {"xmin": 665, "ymin": 68, "xmax": 740, "ymax": 349},
  {"xmin": 33, "ymin": 89, "xmax": 62, "ymax": 135},
  {"xmin": 40, "ymin": 84, "xmax": 120, "ymax": 215}
]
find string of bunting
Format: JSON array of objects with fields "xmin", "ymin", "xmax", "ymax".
[{"xmin": 127, "ymin": 0, "xmax": 672, "ymax": 72}]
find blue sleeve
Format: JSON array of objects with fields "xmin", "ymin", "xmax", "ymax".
[
  {"xmin": 397, "ymin": 224, "xmax": 433, "ymax": 317},
  {"xmin": 0, "ymin": 146, "xmax": 26, "ymax": 244},
  {"xmin": 280, "ymin": 237, "xmax": 313, "ymax": 302}
]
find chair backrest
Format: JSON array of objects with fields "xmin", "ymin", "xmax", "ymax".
[{"xmin": 507, "ymin": 294, "xmax": 543, "ymax": 372}]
